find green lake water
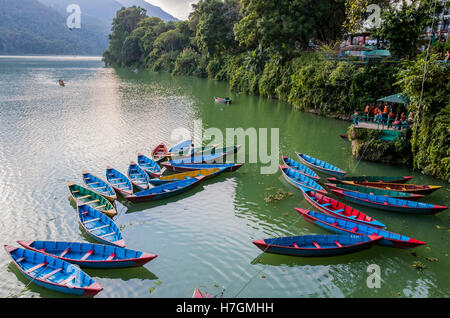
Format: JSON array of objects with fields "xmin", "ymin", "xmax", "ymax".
[{"xmin": 0, "ymin": 56, "xmax": 448, "ymax": 298}]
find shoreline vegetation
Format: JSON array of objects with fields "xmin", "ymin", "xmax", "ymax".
[{"xmin": 102, "ymin": 1, "xmax": 449, "ymax": 182}]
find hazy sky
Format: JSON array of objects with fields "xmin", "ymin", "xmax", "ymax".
[{"xmin": 146, "ymin": 0, "xmax": 199, "ymax": 20}]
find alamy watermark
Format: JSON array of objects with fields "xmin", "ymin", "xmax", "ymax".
[
  {"xmin": 169, "ymin": 120, "xmax": 279, "ymax": 174},
  {"xmin": 66, "ymin": 4, "xmax": 81, "ymax": 29},
  {"xmin": 366, "ymin": 264, "xmax": 381, "ymax": 288}
]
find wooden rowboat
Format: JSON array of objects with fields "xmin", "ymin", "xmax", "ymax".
[
  {"xmin": 149, "ymin": 168, "xmax": 225, "ymax": 186},
  {"xmin": 81, "ymin": 171, "xmax": 117, "ymax": 201},
  {"xmin": 4, "ymin": 245, "xmax": 102, "ymax": 297},
  {"xmin": 298, "ymin": 187, "xmax": 385, "ymax": 228},
  {"xmin": 161, "ymin": 162, "xmax": 243, "ymax": 173},
  {"xmin": 77, "ymin": 204, "xmax": 125, "ymax": 247},
  {"xmin": 280, "ymin": 165, "xmax": 327, "ymax": 194},
  {"xmin": 327, "ymin": 176, "xmax": 413, "ymax": 184},
  {"xmin": 214, "ymin": 96, "xmax": 232, "ymax": 104},
  {"xmin": 192, "ymin": 288, "xmax": 213, "ymax": 298},
  {"xmin": 67, "ymin": 182, "xmax": 117, "ymax": 218},
  {"xmin": 281, "ymin": 155, "xmax": 320, "ymax": 181},
  {"xmin": 137, "ymin": 153, "xmax": 161, "ymax": 178},
  {"xmin": 295, "ymin": 208, "xmax": 426, "ymax": 249},
  {"xmin": 151, "ymin": 143, "xmax": 168, "ymax": 162},
  {"xmin": 330, "ymin": 189, "xmax": 448, "ymax": 215},
  {"xmin": 106, "ymin": 166, "xmax": 133, "ymax": 196},
  {"xmin": 337, "ymin": 180, "xmax": 441, "ymax": 195},
  {"xmin": 296, "ymin": 152, "xmax": 346, "ymax": 177},
  {"xmin": 127, "ymin": 161, "xmax": 150, "ymax": 191},
  {"xmin": 18, "ymin": 240, "xmax": 157, "ymax": 269},
  {"xmin": 325, "ymin": 183, "xmax": 424, "ymax": 201},
  {"xmin": 124, "ymin": 176, "xmax": 205, "ymax": 203},
  {"xmin": 170, "ymin": 145, "xmax": 241, "ymax": 164},
  {"xmin": 167, "ymin": 145, "xmax": 218, "ymax": 160},
  {"xmin": 253, "ymin": 234, "xmax": 382, "ymax": 257},
  {"xmin": 168, "ymin": 139, "xmax": 193, "ymax": 154}
]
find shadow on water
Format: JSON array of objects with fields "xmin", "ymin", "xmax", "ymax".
[
  {"xmin": 83, "ymin": 265, "xmax": 158, "ymax": 281},
  {"xmin": 250, "ymin": 244, "xmax": 405, "ymax": 267}
]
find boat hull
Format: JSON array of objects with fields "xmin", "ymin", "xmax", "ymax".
[
  {"xmin": 161, "ymin": 162, "xmax": 243, "ymax": 172},
  {"xmin": 296, "ymin": 152, "xmax": 346, "ymax": 177},
  {"xmin": 296, "ymin": 208, "xmax": 426, "ymax": 249},
  {"xmin": 280, "ymin": 165, "xmax": 327, "ymax": 194},
  {"xmin": 124, "ymin": 176, "xmax": 205, "ymax": 203},
  {"xmin": 253, "ymin": 234, "xmax": 381, "ymax": 257},
  {"xmin": 327, "ymin": 176, "xmax": 413, "ymax": 184},
  {"xmin": 331, "ymin": 189, "xmax": 447, "ymax": 215},
  {"xmin": 17, "ymin": 241, "xmax": 157, "ymax": 269},
  {"xmin": 281, "ymin": 156, "xmax": 320, "ymax": 181}
]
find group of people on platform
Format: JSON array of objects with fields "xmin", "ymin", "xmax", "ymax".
[{"xmin": 352, "ymin": 103, "xmax": 414, "ymax": 131}]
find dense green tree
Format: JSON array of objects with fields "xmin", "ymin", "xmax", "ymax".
[
  {"xmin": 234, "ymin": 0, "xmax": 346, "ymax": 54},
  {"xmin": 374, "ymin": 0, "xmax": 438, "ymax": 59}
]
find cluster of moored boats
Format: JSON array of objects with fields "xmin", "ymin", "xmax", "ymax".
[
  {"xmin": 5, "ymin": 139, "xmax": 244, "ymax": 297},
  {"xmin": 253, "ymin": 152, "xmax": 447, "ymax": 257}
]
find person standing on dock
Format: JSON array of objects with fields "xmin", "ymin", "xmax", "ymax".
[{"xmin": 353, "ymin": 110, "xmax": 359, "ymax": 126}]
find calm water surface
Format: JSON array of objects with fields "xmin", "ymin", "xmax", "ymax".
[{"xmin": 0, "ymin": 56, "xmax": 448, "ymax": 298}]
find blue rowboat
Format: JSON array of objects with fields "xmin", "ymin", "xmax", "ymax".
[
  {"xmin": 170, "ymin": 145, "xmax": 241, "ymax": 164},
  {"xmin": 124, "ymin": 176, "xmax": 205, "ymax": 203},
  {"xmin": 161, "ymin": 162, "xmax": 243, "ymax": 173},
  {"xmin": 214, "ymin": 96, "xmax": 232, "ymax": 104},
  {"xmin": 106, "ymin": 166, "xmax": 133, "ymax": 196},
  {"xmin": 18, "ymin": 240, "xmax": 157, "ymax": 269},
  {"xmin": 325, "ymin": 182, "xmax": 424, "ymax": 201},
  {"xmin": 295, "ymin": 208, "xmax": 426, "ymax": 249},
  {"xmin": 331, "ymin": 189, "xmax": 448, "ymax": 215},
  {"xmin": 280, "ymin": 165, "xmax": 327, "ymax": 194},
  {"xmin": 67, "ymin": 181, "xmax": 117, "ymax": 218},
  {"xmin": 81, "ymin": 171, "xmax": 117, "ymax": 201},
  {"xmin": 253, "ymin": 234, "xmax": 382, "ymax": 257},
  {"xmin": 298, "ymin": 187, "xmax": 385, "ymax": 228},
  {"xmin": 281, "ymin": 155, "xmax": 320, "ymax": 181},
  {"xmin": 127, "ymin": 161, "xmax": 150, "ymax": 191},
  {"xmin": 169, "ymin": 139, "xmax": 193, "ymax": 154},
  {"xmin": 296, "ymin": 152, "xmax": 346, "ymax": 177},
  {"xmin": 149, "ymin": 168, "xmax": 225, "ymax": 186},
  {"xmin": 137, "ymin": 153, "xmax": 161, "ymax": 178},
  {"xmin": 4, "ymin": 245, "xmax": 102, "ymax": 297},
  {"xmin": 77, "ymin": 204, "xmax": 125, "ymax": 247}
]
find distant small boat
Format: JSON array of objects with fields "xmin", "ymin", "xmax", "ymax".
[
  {"xmin": 58, "ymin": 80, "xmax": 65, "ymax": 87},
  {"xmin": 281, "ymin": 156, "xmax": 320, "ymax": 181},
  {"xmin": 295, "ymin": 208, "xmax": 426, "ymax": 249},
  {"xmin": 106, "ymin": 166, "xmax": 133, "ymax": 196},
  {"xmin": 253, "ymin": 234, "xmax": 382, "ymax": 257},
  {"xmin": 127, "ymin": 161, "xmax": 150, "ymax": 191},
  {"xmin": 81, "ymin": 171, "xmax": 117, "ymax": 202},
  {"xmin": 298, "ymin": 187, "xmax": 385, "ymax": 228},
  {"xmin": 77, "ymin": 204, "xmax": 125, "ymax": 247},
  {"xmin": 18, "ymin": 240, "xmax": 157, "ymax": 269},
  {"xmin": 67, "ymin": 182, "xmax": 117, "ymax": 218},
  {"xmin": 4, "ymin": 245, "xmax": 102, "ymax": 297},
  {"xmin": 325, "ymin": 183, "xmax": 424, "ymax": 201},
  {"xmin": 170, "ymin": 145, "xmax": 241, "ymax": 164},
  {"xmin": 151, "ymin": 143, "xmax": 168, "ymax": 162},
  {"xmin": 124, "ymin": 176, "xmax": 205, "ymax": 203},
  {"xmin": 161, "ymin": 162, "xmax": 243, "ymax": 173},
  {"xmin": 327, "ymin": 176, "xmax": 413, "ymax": 184},
  {"xmin": 330, "ymin": 189, "xmax": 448, "ymax": 215},
  {"xmin": 149, "ymin": 168, "xmax": 225, "ymax": 186},
  {"xmin": 168, "ymin": 139, "xmax": 193, "ymax": 154},
  {"xmin": 214, "ymin": 96, "xmax": 232, "ymax": 104},
  {"xmin": 337, "ymin": 180, "xmax": 441, "ymax": 195},
  {"xmin": 137, "ymin": 153, "xmax": 162, "ymax": 178},
  {"xmin": 339, "ymin": 134, "xmax": 348, "ymax": 140},
  {"xmin": 192, "ymin": 288, "xmax": 213, "ymax": 298},
  {"xmin": 280, "ymin": 165, "xmax": 327, "ymax": 194},
  {"xmin": 296, "ymin": 152, "xmax": 346, "ymax": 177}
]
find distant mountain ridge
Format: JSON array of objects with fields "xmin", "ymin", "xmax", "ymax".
[{"xmin": 0, "ymin": 0, "xmax": 178, "ymax": 55}]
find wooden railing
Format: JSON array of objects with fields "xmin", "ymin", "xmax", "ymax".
[{"xmin": 353, "ymin": 115, "xmax": 409, "ymax": 132}]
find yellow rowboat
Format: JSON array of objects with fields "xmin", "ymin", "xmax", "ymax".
[{"xmin": 149, "ymin": 168, "xmax": 225, "ymax": 186}]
